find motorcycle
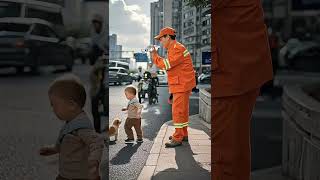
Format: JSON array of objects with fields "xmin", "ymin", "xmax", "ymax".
[{"xmin": 138, "ymin": 72, "xmax": 159, "ymax": 105}]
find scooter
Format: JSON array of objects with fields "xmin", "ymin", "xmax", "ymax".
[{"xmin": 137, "ymin": 72, "xmax": 159, "ymax": 105}]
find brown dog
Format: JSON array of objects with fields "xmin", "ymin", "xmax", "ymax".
[{"xmin": 106, "ymin": 118, "xmax": 121, "ymax": 141}]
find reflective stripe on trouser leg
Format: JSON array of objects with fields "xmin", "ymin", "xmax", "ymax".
[{"xmin": 172, "ymin": 91, "xmax": 191, "ymax": 142}]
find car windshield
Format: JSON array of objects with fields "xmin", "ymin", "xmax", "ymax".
[
  {"xmin": 0, "ymin": 2, "xmax": 21, "ymax": 18},
  {"xmin": 109, "ymin": 62, "xmax": 116, "ymax": 67},
  {"xmin": 109, "ymin": 69, "xmax": 118, "ymax": 72},
  {"xmin": 0, "ymin": 23, "xmax": 30, "ymax": 32}
]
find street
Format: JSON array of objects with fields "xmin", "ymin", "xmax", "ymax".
[
  {"xmin": 0, "ymin": 61, "xmax": 286, "ymax": 178},
  {"xmin": 0, "ymin": 64, "xmax": 108, "ymax": 180},
  {"xmin": 108, "ymin": 84, "xmax": 200, "ymax": 180},
  {"xmin": 251, "ymin": 97, "xmax": 282, "ymax": 171},
  {"xmin": 0, "ymin": 65, "xmax": 201, "ymax": 180}
]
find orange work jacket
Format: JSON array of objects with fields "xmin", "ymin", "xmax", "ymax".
[
  {"xmin": 152, "ymin": 40, "xmax": 196, "ymax": 93},
  {"xmin": 212, "ymin": 0, "xmax": 273, "ymax": 97}
]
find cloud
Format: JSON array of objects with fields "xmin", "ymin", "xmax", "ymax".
[{"xmin": 110, "ymin": 0, "xmax": 151, "ymax": 51}]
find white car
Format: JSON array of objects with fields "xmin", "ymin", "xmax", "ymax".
[{"xmin": 157, "ymin": 70, "xmax": 168, "ymax": 85}]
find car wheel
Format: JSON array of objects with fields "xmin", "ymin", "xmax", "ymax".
[
  {"xmin": 30, "ymin": 57, "xmax": 40, "ymax": 75},
  {"xmin": 16, "ymin": 66, "xmax": 24, "ymax": 74},
  {"xmin": 81, "ymin": 57, "xmax": 86, "ymax": 64},
  {"xmin": 65, "ymin": 52, "xmax": 74, "ymax": 72},
  {"xmin": 149, "ymin": 96, "xmax": 153, "ymax": 105},
  {"xmin": 66, "ymin": 64, "xmax": 73, "ymax": 72}
]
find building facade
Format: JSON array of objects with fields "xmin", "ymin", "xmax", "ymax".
[
  {"xmin": 150, "ymin": 0, "xmax": 211, "ymax": 69},
  {"xmin": 109, "ymin": 34, "xmax": 123, "ymax": 60},
  {"xmin": 181, "ymin": 0, "xmax": 211, "ymax": 69},
  {"xmin": 61, "ymin": 0, "xmax": 108, "ymax": 37},
  {"xmin": 262, "ymin": 0, "xmax": 320, "ymax": 41}
]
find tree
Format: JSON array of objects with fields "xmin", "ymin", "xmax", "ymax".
[{"xmin": 185, "ymin": 0, "xmax": 211, "ymax": 8}]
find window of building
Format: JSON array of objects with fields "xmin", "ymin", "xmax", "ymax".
[
  {"xmin": 184, "ymin": 19, "xmax": 194, "ymax": 28},
  {"xmin": 202, "ymin": 38, "xmax": 211, "ymax": 45},
  {"xmin": 202, "ymin": 29, "xmax": 210, "ymax": 36},
  {"xmin": 202, "ymin": 19, "xmax": 211, "ymax": 26},
  {"xmin": 184, "ymin": 10, "xmax": 193, "ymax": 19},
  {"xmin": 183, "ymin": 27, "xmax": 194, "ymax": 35}
]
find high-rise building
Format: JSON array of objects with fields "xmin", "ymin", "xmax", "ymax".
[
  {"xmin": 150, "ymin": 0, "xmax": 164, "ymax": 56},
  {"xmin": 109, "ymin": 34, "xmax": 117, "ymax": 52},
  {"xmin": 109, "ymin": 34, "xmax": 117, "ymax": 60},
  {"xmin": 200, "ymin": 6, "xmax": 211, "ymax": 68},
  {"xmin": 109, "ymin": 34, "xmax": 123, "ymax": 60},
  {"xmin": 163, "ymin": 0, "xmax": 182, "ymax": 41},
  {"xmin": 181, "ymin": 0, "xmax": 211, "ymax": 69},
  {"xmin": 150, "ymin": 2, "xmax": 163, "ymax": 45},
  {"xmin": 115, "ymin": 45, "xmax": 122, "ymax": 59},
  {"xmin": 181, "ymin": 0, "xmax": 199, "ymax": 67}
]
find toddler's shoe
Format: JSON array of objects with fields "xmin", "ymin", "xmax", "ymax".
[{"xmin": 124, "ymin": 138, "xmax": 134, "ymax": 144}]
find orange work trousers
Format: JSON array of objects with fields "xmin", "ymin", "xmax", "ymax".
[
  {"xmin": 172, "ymin": 90, "xmax": 191, "ymax": 142},
  {"xmin": 212, "ymin": 88, "xmax": 260, "ymax": 180}
]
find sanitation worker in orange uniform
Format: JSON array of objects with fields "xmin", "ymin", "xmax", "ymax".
[
  {"xmin": 151, "ymin": 27, "xmax": 196, "ymax": 148},
  {"xmin": 212, "ymin": 0, "xmax": 273, "ymax": 180}
]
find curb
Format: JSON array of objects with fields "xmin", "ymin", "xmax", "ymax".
[
  {"xmin": 138, "ymin": 114, "xmax": 210, "ymax": 180},
  {"xmin": 137, "ymin": 122, "xmax": 169, "ymax": 180}
]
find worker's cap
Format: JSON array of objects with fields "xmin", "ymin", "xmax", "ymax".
[
  {"xmin": 154, "ymin": 27, "xmax": 176, "ymax": 40},
  {"xmin": 92, "ymin": 14, "xmax": 104, "ymax": 23}
]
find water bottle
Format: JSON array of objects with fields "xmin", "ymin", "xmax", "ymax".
[{"xmin": 145, "ymin": 45, "xmax": 160, "ymax": 52}]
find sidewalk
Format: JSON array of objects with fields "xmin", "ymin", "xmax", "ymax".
[{"xmin": 138, "ymin": 114, "xmax": 211, "ymax": 180}]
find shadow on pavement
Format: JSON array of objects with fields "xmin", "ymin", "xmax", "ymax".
[
  {"xmin": 152, "ymin": 144, "xmax": 211, "ymax": 180},
  {"xmin": 110, "ymin": 143, "xmax": 142, "ymax": 165}
]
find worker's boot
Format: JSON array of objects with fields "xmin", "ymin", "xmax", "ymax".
[
  {"xmin": 165, "ymin": 139, "xmax": 182, "ymax": 148},
  {"xmin": 169, "ymin": 136, "xmax": 188, "ymax": 142}
]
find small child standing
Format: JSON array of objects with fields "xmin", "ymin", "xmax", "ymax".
[
  {"xmin": 122, "ymin": 86, "xmax": 143, "ymax": 144},
  {"xmin": 39, "ymin": 75, "xmax": 104, "ymax": 180}
]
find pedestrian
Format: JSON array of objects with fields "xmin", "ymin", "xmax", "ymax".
[
  {"xmin": 90, "ymin": 14, "xmax": 107, "ymax": 65},
  {"xmin": 121, "ymin": 86, "xmax": 143, "ymax": 144},
  {"xmin": 90, "ymin": 57, "xmax": 106, "ymax": 133},
  {"xmin": 39, "ymin": 74, "xmax": 104, "ymax": 180},
  {"xmin": 150, "ymin": 27, "xmax": 196, "ymax": 148},
  {"xmin": 137, "ymin": 66, "xmax": 144, "ymax": 82},
  {"xmin": 212, "ymin": 1, "xmax": 273, "ymax": 180}
]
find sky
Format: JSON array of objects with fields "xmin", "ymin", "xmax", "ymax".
[{"xmin": 109, "ymin": 0, "xmax": 158, "ymax": 54}]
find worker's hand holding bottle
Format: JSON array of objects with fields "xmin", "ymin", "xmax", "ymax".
[{"xmin": 146, "ymin": 45, "xmax": 160, "ymax": 56}]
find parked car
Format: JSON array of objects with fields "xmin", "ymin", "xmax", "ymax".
[
  {"xmin": 109, "ymin": 60, "xmax": 129, "ymax": 70},
  {"xmin": 129, "ymin": 72, "xmax": 140, "ymax": 82},
  {"xmin": 0, "ymin": 17, "xmax": 74, "ymax": 73},
  {"xmin": 279, "ymin": 39, "xmax": 320, "ymax": 72},
  {"xmin": 198, "ymin": 72, "xmax": 211, "ymax": 84},
  {"xmin": 157, "ymin": 70, "xmax": 168, "ymax": 85},
  {"xmin": 109, "ymin": 67, "xmax": 132, "ymax": 85}
]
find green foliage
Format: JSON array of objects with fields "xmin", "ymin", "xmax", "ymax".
[{"xmin": 185, "ymin": 0, "xmax": 211, "ymax": 8}]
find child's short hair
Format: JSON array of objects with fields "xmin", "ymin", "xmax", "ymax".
[
  {"xmin": 48, "ymin": 74, "xmax": 86, "ymax": 108},
  {"xmin": 125, "ymin": 86, "xmax": 137, "ymax": 96}
]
